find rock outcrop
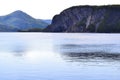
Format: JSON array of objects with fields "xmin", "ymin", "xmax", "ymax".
[{"xmin": 45, "ymin": 5, "xmax": 120, "ymax": 33}]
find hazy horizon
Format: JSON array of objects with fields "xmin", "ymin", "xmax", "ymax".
[{"xmin": 0, "ymin": 0, "xmax": 119, "ymax": 19}]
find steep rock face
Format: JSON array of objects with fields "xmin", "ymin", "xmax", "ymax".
[{"xmin": 45, "ymin": 5, "xmax": 120, "ymax": 33}]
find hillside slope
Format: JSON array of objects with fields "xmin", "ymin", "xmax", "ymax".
[{"xmin": 0, "ymin": 10, "xmax": 49, "ymax": 31}]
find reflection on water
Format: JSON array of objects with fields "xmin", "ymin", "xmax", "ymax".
[
  {"xmin": 56, "ymin": 44, "xmax": 120, "ymax": 69},
  {"xmin": 58, "ymin": 44, "xmax": 120, "ymax": 62},
  {"xmin": 58, "ymin": 44, "xmax": 120, "ymax": 54},
  {"xmin": 0, "ymin": 33, "xmax": 120, "ymax": 80},
  {"xmin": 12, "ymin": 44, "xmax": 27, "ymax": 57},
  {"xmin": 61, "ymin": 52, "xmax": 120, "ymax": 62}
]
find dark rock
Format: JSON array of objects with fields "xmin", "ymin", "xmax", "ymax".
[{"xmin": 45, "ymin": 5, "xmax": 120, "ymax": 33}]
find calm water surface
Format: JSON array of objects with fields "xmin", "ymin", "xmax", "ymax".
[{"xmin": 0, "ymin": 33, "xmax": 120, "ymax": 80}]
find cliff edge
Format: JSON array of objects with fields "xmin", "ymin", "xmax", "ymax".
[{"xmin": 45, "ymin": 5, "xmax": 120, "ymax": 33}]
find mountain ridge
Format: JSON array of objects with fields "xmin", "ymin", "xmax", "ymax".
[{"xmin": 0, "ymin": 10, "xmax": 49, "ymax": 31}]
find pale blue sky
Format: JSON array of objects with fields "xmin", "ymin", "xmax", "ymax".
[{"xmin": 0, "ymin": 0, "xmax": 119, "ymax": 19}]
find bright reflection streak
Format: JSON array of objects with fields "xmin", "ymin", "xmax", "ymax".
[{"xmin": 23, "ymin": 51, "xmax": 58, "ymax": 63}]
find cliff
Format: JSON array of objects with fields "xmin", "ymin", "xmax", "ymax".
[{"xmin": 45, "ymin": 5, "xmax": 120, "ymax": 33}]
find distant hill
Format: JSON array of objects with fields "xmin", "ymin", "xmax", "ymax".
[
  {"xmin": 45, "ymin": 5, "xmax": 120, "ymax": 33},
  {"xmin": 0, "ymin": 10, "xmax": 49, "ymax": 31},
  {"xmin": 0, "ymin": 24, "xmax": 17, "ymax": 32},
  {"xmin": 43, "ymin": 19, "xmax": 52, "ymax": 24}
]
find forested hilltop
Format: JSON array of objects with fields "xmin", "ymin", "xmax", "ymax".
[{"xmin": 0, "ymin": 10, "xmax": 49, "ymax": 32}]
